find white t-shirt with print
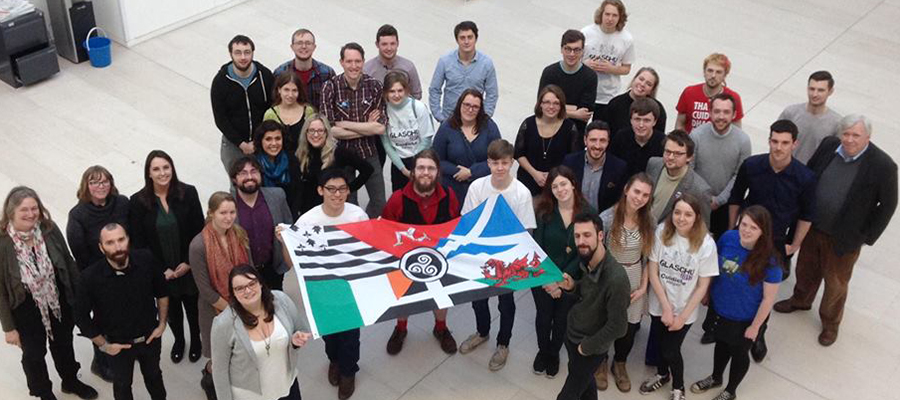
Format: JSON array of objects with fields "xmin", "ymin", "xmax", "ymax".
[
  {"xmin": 462, "ymin": 176, "xmax": 536, "ymax": 229},
  {"xmin": 648, "ymin": 224, "xmax": 718, "ymax": 324},
  {"xmin": 581, "ymin": 24, "xmax": 635, "ymax": 104},
  {"xmin": 294, "ymin": 203, "xmax": 369, "ymax": 226}
]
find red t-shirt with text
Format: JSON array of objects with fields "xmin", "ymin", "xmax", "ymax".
[{"xmin": 676, "ymin": 84, "xmax": 744, "ymax": 133}]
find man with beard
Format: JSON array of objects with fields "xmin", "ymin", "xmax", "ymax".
[
  {"xmin": 75, "ymin": 223, "xmax": 169, "ymax": 400},
  {"xmin": 690, "ymin": 93, "xmax": 751, "ymax": 238},
  {"xmin": 608, "ymin": 98, "xmax": 666, "ymax": 179},
  {"xmin": 562, "ymin": 120, "xmax": 628, "ymax": 212},
  {"xmin": 675, "ymin": 53, "xmax": 744, "ymax": 133},
  {"xmin": 274, "ymin": 28, "xmax": 336, "ymax": 110},
  {"xmin": 211, "ymin": 35, "xmax": 275, "ymax": 174},
  {"xmin": 229, "ymin": 156, "xmax": 293, "ymax": 290},
  {"xmin": 646, "ymin": 130, "xmax": 712, "ymax": 225},
  {"xmin": 553, "ymin": 212, "xmax": 630, "ymax": 400},
  {"xmin": 381, "ymin": 149, "xmax": 460, "ymax": 355}
]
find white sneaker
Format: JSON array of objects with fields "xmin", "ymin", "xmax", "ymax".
[{"xmin": 670, "ymin": 388, "xmax": 685, "ymax": 400}]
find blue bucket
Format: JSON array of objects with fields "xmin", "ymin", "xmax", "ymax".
[{"xmin": 83, "ymin": 27, "xmax": 111, "ymax": 68}]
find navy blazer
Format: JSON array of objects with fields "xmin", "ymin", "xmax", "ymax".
[
  {"xmin": 562, "ymin": 150, "xmax": 628, "ymax": 212},
  {"xmin": 806, "ymin": 136, "xmax": 897, "ymax": 254}
]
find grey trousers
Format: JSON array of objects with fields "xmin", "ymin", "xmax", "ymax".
[{"xmin": 220, "ymin": 136, "xmax": 244, "ymax": 175}]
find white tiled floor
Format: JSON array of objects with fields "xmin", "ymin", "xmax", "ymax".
[{"xmin": 2, "ymin": 0, "xmax": 899, "ymax": 399}]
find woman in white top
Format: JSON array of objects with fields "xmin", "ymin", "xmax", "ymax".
[
  {"xmin": 598, "ymin": 172, "xmax": 655, "ymax": 392},
  {"xmin": 639, "ymin": 193, "xmax": 718, "ymax": 400},
  {"xmin": 381, "ymin": 70, "xmax": 435, "ymax": 191},
  {"xmin": 211, "ymin": 264, "xmax": 312, "ymax": 400}
]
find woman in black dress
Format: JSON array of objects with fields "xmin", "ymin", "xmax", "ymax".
[{"xmin": 515, "ymin": 84, "xmax": 580, "ymax": 196}]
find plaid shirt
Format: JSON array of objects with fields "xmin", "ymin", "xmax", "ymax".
[
  {"xmin": 274, "ymin": 58, "xmax": 335, "ymax": 111},
  {"xmin": 321, "ymin": 73, "xmax": 387, "ymax": 159}
]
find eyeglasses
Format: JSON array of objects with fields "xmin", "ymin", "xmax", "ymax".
[
  {"xmin": 664, "ymin": 149, "xmax": 687, "ymax": 157},
  {"xmin": 237, "ymin": 169, "xmax": 259, "ymax": 178},
  {"xmin": 414, "ymin": 165, "xmax": 438, "ymax": 172},
  {"xmin": 233, "ymin": 279, "xmax": 259, "ymax": 295},
  {"xmin": 292, "ymin": 41, "xmax": 315, "ymax": 48},
  {"xmin": 307, "ymin": 128, "xmax": 326, "ymax": 136},
  {"xmin": 562, "ymin": 46, "xmax": 583, "ymax": 55},
  {"xmin": 323, "ymin": 185, "xmax": 349, "ymax": 194},
  {"xmin": 461, "ymin": 103, "xmax": 481, "ymax": 111},
  {"xmin": 88, "ymin": 180, "xmax": 110, "ymax": 187}
]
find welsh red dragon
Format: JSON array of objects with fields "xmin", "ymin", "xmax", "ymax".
[{"xmin": 481, "ymin": 252, "xmax": 545, "ymax": 286}]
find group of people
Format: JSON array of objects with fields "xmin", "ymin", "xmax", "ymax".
[{"xmin": 2, "ymin": 2, "xmax": 897, "ymax": 400}]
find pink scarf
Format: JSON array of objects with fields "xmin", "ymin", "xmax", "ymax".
[{"xmin": 7, "ymin": 224, "xmax": 61, "ymax": 339}]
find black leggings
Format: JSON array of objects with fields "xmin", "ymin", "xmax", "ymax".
[
  {"xmin": 651, "ymin": 316, "xmax": 692, "ymax": 390},
  {"xmin": 712, "ymin": 317, "xmax": 754, "ymax": 395},
  {"xmin": 168, "ymin": 293, "xmax": 200, "ymax": 345},
  {"xmin": 612, "ymin": 322, "xmax": 641, "ymax": 362}
]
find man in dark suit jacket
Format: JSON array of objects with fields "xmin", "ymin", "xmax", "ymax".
[
  {"xmin": 774, "ymin": 115, "xmax": 897, "ymax": 346},
  {"xmin": 645, "ymin": 130, "xmax": 712, "ymax": 225},
  {"xmin": 230, "ymin": 156, "xmax": 294, "ymax": 290},
  {"xmin": 562, "ymin": 120, "xmax": 628, "ymax": 212}
]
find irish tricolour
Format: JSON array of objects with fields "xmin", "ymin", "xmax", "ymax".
[{"xmin": 282, "ymin": 194, "xmax": 563, "ymax": 337}]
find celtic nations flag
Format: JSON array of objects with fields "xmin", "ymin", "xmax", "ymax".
[{"xmin": 282, "ymin": 194, "xmax": 563, "ymax": 337}]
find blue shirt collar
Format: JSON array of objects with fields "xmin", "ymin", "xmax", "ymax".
[{"xmin": 835, "ymin": 143, "xmax": 869, "ymax": 162}]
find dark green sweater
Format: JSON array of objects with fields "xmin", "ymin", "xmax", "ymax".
[
  {"xmin": 566, "ymin": 250, "xmax": 631, "ymax": 355},
  {"xmin": 533, "ymin": 204, "xmax": 597, "ymax": 276}
]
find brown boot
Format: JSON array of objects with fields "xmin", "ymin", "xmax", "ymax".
[
  {"xmin": 818, "ymin": 328, "xmax": 838, "ymax": 346},
  {"xmin": 773, "ymin": 299, "xmax": 811, "ymax": 314},
  {"xmin": 594, "ymin": 359, "xmax": 608, "ymax": 391},
  {"xmin": 611, "ymin": 361, "xmax": 631, "ymax": 392},
  {"xmin": 327, "ymin": 363, "xmax": 339, "ymax": 386},
  {"xmin": 338, "ymin": 375, "xmax": 356, "ymax": 400}
]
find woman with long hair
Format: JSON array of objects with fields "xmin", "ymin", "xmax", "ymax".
[
  {"xmin": 293, "ymin": 114, "xmax": 373, "ymax": 218},
  {"xmin": 190, "ymin": 192, "xmax": 252, "ymax": 400},
  {"xmin": 690, "ymin": 206, "xmax": 781, "ymax": 400},
  {"xmin": 597, "ymin": 173, "xmax": 655, "ymax": 392},
  {"xmin": 66, "ymin": 165, "xmax": 130, "ymax": 381},
  {"xmin": 211, "ymin": 265, "xmax": 311, "ymax": 400},
  {"xmin": 432, "ymin": 88, "xmax": 502, "ymax": 206},
  {"xmin": 602, "ymin": 67, "xmax": 667, "ymax": 135},
  {"xmin": 264, "ymin": 73, "xmax": 316, "ymax": 156},
  {"xmin": 531, "ymin": 166, "xmax": 593, "ymax": 378},
  {"xmin": 639, "ymin": 194, "xmax": 718, "ymax": 400},
  {"xmin": 129, "ymin": 150, "xmax": 205, "ymax": 365},
  {"xmin": 1, "ymin": 186, "xmax": 97, "ymax": 400},
  {"xmin": 382, "ymin": 70, "xmax": 436, "ymax": 191},
  {"xmin": 515, "ymin": 84, "xmax": 580, "ymax": 195}
]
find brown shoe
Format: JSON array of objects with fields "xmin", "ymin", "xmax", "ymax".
[
  {"xmin": 611, "ymin": 361, "xmax": 631, "ymax": 392},
  {"xmin": 433, "ymin": 328, "xmax": 458, "ymax": 354},
  {"xmin": 594, "ymin": 358, "xmax": 608, "ymax": 391},
  {"xmin": 328, "ymin": 362, "xmax": 339, "ymax": 386},
  {"xmin": 338, "ymin": 375, "xmax": 355, "ymax": 400},
  {"xmin": 818, "ymin": 329, "xmax": 838, "ymax": 346},
  {"xmin": 386, "ymin": 327, "xmax": 407, "ymax": 355},
  {"xmin": 773, "ymin": 299, "xmax": 811, "ymax": 314}
]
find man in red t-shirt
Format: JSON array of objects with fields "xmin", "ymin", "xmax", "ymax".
[
  {"xmin": 675, "ymin": 53, "xmax": 744, "ymax": 133},
  {"xmin": 382, "ymin": 149, "xmax": 461, "ymax": 356}
]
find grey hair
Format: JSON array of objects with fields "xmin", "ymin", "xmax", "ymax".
[
  {"xmin": 0, "ymin": 186, "xmax": 52, "ymax": 232},
  {"xmin": 840, "ymin": 114, "xmax": 872, "ymax": 136}
]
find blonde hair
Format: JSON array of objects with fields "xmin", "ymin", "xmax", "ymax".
[
  {"xmin": 296, "ymin": 113, "xmax": 336, "ymax": 173},
  {"xmin": 205, "ymin": 191, "xmax": 249, "ymax": 248}
]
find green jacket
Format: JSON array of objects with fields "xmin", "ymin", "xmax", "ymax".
[
  {"xmin": 0, "ymin": 222, "xmax": 80, "ymax": 332},
  {"xmin": 533, "ymin": 204, "xmax": 596, "ymax": 276},
  {"xmin": 565, "ymin": 249, "xmax": 630, "ymax": 355}
]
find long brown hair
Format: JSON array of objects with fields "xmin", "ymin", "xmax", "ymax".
[
  {"xmin": 227, "ymin": 264, "xmax": 274, "ymax": 328},
  {"xmin": 661, "ymin": 193, "xmax": 707, "ymax": 253},
  {"xmin": 135, "ymin": 150, "xmax": 185, "ymax": 208},
  {"xmin": 535, "ymin": 166, "xmax": 586, "ymax": 222},
  {"xmin": 271, "ymin": 72, "xmax": 309, "ymax": 106},
  {"xmin": 76, "ymin": 165, "xmax": 119, "ymax": 203},
  {"xmin": 737, "ymin": 205, "xmax": 777, "ymax": 285},
  {"xmin": 609, "ymin": 173, "xmax": 655, "ymax": 257}
]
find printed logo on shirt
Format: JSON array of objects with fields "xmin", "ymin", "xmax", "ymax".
[
  {"xmin": 691, "ymin": 101, "xmax": 710, "ymax": 129},
  {"xmin": 721, "ymin": 257, "xmax": 740, "ymax": 275},
  {"xmin": 659, "ymin": 256, "xmax": 696, "ymax": 287}
]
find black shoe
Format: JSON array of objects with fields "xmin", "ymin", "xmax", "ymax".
[
  {"xmin": 61, "ymin": 380, "xmax": 98, "ymax": 400},
  {"xmin": 189, "ymin": 340, "xmax": 202, "ymax": 363},
  {"xmin": 751, "ymin": 335, "xmax": 768, "ymax": 362},
  {"xmin": 545, "ymin": 355, "xmax": 560, "ymax": 379},
  {"xmin": 201, "ymin": 367, "xmax": 217, "ymax": 400},
  {"xmin": 39, "ymin": 394, "xmax": 58, "ymax": 400},
  {"xmin": 532, "ymin": 352, "xmax": 547, "ymax": 375},
  {"xmin": 90, "ymin": 359, "xmax": 114, "ymax": 383},
  {"xmin": 171, "ymin": 340, "xmax": 185, "ymax": 364},
  {"xmin": 700, "ymin": 331, "xmax": 716, "ymax": 345}
]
